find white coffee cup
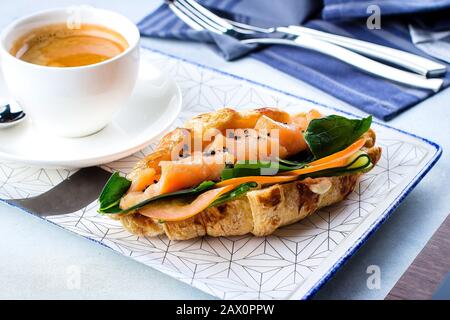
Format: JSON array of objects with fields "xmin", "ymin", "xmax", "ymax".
[{"xmin": 0, "ymin": 7, "xmax": 140, "ymax": 137}]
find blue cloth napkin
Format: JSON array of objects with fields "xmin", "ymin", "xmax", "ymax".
[
  {"xmin": 322, "ymin": 0, "xmax": 450, "ymax": 20},
  {"xmin": 138, "ymin": 0, "xmax": 450, "ymax": 120}
]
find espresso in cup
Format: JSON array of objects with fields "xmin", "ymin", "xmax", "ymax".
[
  {"xmin": 10, "ymin": 23, "xmax": 129, "ymax": 67},
  {"xmin": 0, "ymin": 7, "xmax": 140, "ymax": 137}
]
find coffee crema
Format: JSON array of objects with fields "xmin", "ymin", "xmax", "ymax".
[{"xmin": 10, "ymin": 23, "xmax": 129, "ymax": 67}]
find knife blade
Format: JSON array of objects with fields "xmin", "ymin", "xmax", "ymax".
[{"xmin": 6, "ymin": 166, "xmax": 112, "ymax": 217}]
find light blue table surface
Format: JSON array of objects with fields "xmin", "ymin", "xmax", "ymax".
[{"xmin": 0, "ymin": 0, "xmax": 449, "ymax": 300}]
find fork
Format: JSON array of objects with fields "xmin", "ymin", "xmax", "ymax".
[
  {"xmin": 170, "ymin": 0, "xmax": 446, "ymax": 78},
  {"xmin": 167, "ymin": 0, "xmax": 444, "ymax": 92},
  {"xmin": 223, "ymin": 21, "xmax": 447, "ymax": 78}
]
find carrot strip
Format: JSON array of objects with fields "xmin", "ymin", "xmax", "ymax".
[
  {"xmin": 284, "ymin": 138, "xmax": 366, "ymax": 176},
  {"xmin": 214, "ymin": 175, "xmax": 298, "ymax": 188},
  {"xmin": 308, "ymin": 138, "xmax": 366, "ymax": 166}
]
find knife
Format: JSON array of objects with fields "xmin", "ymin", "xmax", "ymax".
[
  {"xmin": 242, "ymin": 35, "xmax": 444, "ymax": 92},
  {"xmin": 6, "ymin": 167, "xmax": 111, "ymax": 217}
]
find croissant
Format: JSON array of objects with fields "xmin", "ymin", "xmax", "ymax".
[{"xmin": 106, "ymin": 108, "xmax": 381, "ymax": 240}]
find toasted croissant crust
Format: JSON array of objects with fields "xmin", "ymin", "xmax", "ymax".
[
  {"xmin": 117, "ymin": 171, "xmax": 370, "ymax": 240},
  {"xmin": 113, "ymin": 108, "xmax": 381, "ymax": 240},
  {"xmin": 185, "ymin": 107, "xmax": 291, "ymax": 133}
]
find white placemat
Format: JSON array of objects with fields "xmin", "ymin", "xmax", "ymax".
[{"xmin": 0, "ymin": 48, "xmax": 441, "ymax": 300}]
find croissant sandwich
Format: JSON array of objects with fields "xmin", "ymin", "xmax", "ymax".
[{"xmin": 98, "ymin": 107, "xmax": 381, "ymax": 240}]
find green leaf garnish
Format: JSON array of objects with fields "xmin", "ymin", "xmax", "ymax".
[
  {"xmin": 221, "ymin": 161, "xmax": 274, "ymax": 180},
  {"xmin": 277, "ymin": 158, "xmax": 309, "ymax": 167},
  {"xmin": 204, "ymin": 155, "xmax": 372, "ymax": 208},
  {"xmin": 304, "ymin": 115, "xmax": 372, "ymax": 159},
  {"xmin": 100, "ymin": 180, "xmax": 216, "ymax": 214},
  {"xmin": 209, "ymin": 182, "xmax": 258, "ymax": 207},
  {"xmin": 221, "ymin": 160, "xmax": 310, "ymax": 180},
  {"xmin": 98, "ymin": 172, "xmax": 132, "ymax": 213},
  {"xmin": 220, "ymin": 115, "xmax": 372, "ymax": 180}
]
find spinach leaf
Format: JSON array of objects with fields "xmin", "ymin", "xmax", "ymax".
[
  {"xmin": 278, "ymin": 158, "xmax": 309, "ymax": 167},
  {"xmin": 98, "ymin": 172, "xmax": 132, "ymax": 213},
  {"xmin": 215, "ymin": 155, "xmax": 371, "ymax": 207},
  {"xmin": 304, "ymin": 115, "xmax": 372, "ymax": 159},
  {"xmin": 99, "ymin": 180, "xmax": 216, "ymax": 214},
  {"xmin": 209, "ymin": 182, "xmax": 258, "ymax": 207},
  {"xmin": 220, "ymin": 115, "xmax": 372, "ymax": 180},
  {"xmin": 221, "ymin": 161, "xmax": 307, "ymax": 180},
  {"xmin": 221, "ymin": 161, "xmax": 271, "ymax": 180}
]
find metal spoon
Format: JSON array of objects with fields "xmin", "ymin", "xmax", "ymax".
[{"xmin": 0, "ymin": 104, "xmax": 26, "ymax": 128}]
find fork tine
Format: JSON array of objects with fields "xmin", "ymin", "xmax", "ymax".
[
  {"xmin": 223, "ymin": 18, "xmax": 273, "ymax": 34},
  {"xmin": 182, "ymin": 0, "xmax": 233, "ymax": 30},
  {"xmin": 177, "ymin": 0, "xmax": 229, "ymax": 33},
  {"xmin": 167, "ymin": 2, "xmax": 204, "ymax": 31},
  {"xmin": 169, "ymin": 0, "xmax": 226, "ymax": 34},
  {"xmin": 174, "ymin": 0, "xmax": 258, "ymax": 35}
]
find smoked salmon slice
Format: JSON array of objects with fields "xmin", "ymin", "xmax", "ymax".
[
  {"xmin": 139, "ymin": 185, "xmax": 236, "ymax": 221},
  {"xmin": 120, "ymin": 153, "xmax": 227, "ymax": 209},
  {"xmin": 129, "ymin": 168, "xmax": 158, "ymax": 192},
  {"xmin": 204, "ymin": 112, "xmax": 320, "ymax": 162},
  {"xmin": 290, "ymin": 109, "xmax": 322, "ymax": 129},
  {"xmin": 157, "ymin": 152, "xmax": 226, "ymax": 194},
  {"xmin": 214, "ymin": 138, "xmax": 366, "ymax": 186},
  {"xmin": 254, "ymin": 115, "xmax": 306, "ymax": 155},
  {"xmin": 204, "ymin": 131, "xmax": 289, "ymax": 162},
  {"xmin": 122, "ymin": 109, "xmax": 325, "ymax": 203}
]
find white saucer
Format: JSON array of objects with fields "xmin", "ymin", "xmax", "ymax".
[{"xmin": 0, "ymin": 59, "xmax": 182, "ymax": 168}]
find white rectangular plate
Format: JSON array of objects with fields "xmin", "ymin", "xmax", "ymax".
[{"xmin": 0, "ymin": 48, "xmax": 442, "ymax": 300}]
